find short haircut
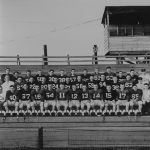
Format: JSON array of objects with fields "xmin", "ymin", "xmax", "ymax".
[
  {"xmin": 49, "ymin": 69, "xmax": 54, "ymax": 72},
  {"xmin": 141, "ymin": 68, "xmax": 146, "ymax": 72},
  {"xmin": 106, "ymin": 66, "xmax": 111, "ymax": 69},
  {"xmin": 138, "ymin": 77, "xmax": 143, "ymax": 80},
  {"xmin": 144, "ymin": 83, "xmax": 149, "ymax": 86},
  {"xmin": 26, "ymin": 70, "xmax": 31, "ymax": 73},
  {"xmin": 10, "ymin": 85, "xmax": 14, "ymax": 88},
  {"xmin": 130, "ymin": 69, "xmax": 134, "ymax": 72}
]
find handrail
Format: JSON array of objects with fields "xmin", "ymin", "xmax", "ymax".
[{"xmin": 0, "ymin": 54, "xmax": 150, "ymax": 65}]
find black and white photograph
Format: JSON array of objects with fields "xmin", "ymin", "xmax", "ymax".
[{"xmin": 1, "ymin": 0, "xmax": 150, "ymax": 149}]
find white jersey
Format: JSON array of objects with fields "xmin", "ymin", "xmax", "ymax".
[
  {"xmin": 139, "ymin": 73, "xmax": 150, "ymax": 84},
  {"xmin": 142, "ymin": 89, "xmax": 150, "ymax": 102},
  {"xmin": 136, "ymin": 83, "xmax": 145, "ymax": 90},
  {"xmin": 1, "ymin": 81, "xmax": 14, "ymax": 97}
]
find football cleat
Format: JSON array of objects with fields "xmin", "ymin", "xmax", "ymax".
[
  {"xmin": 116, "ymin": 111, "xmax": 121, "ymax": 116},
  {"xmin": 64, "ymin": 110, "xmax": 70, "ymax": 116},
  {"xmin": 51, "ymin": 110, "xmax": 56, "ymax": 116},
  {"xmin": 96, "ymin": 110, "xmax": 102, "ymax": 116},
  {"xmin": 76, "ymin": 110, "xmax": 82, "ymax": 116},
  {"xmin": 103, "ymin": 110, "xmax": 109, "ymax": 116},
  {"xmin": 70, "ymin": 110, "xmax": 76, "ymax": 116},
  {"xmin": 57, "ymin": 110, "xmax": 63, "ymax": 116},
  {"xmin": 128, "ymin": 110, "xmax": 134, "ymax": 116},
  {"xmin": 83, "ymin": 110, "xmax": 89, "ymax": 116},
  {"xmin": 32, "ymin": 110, "xmax": 37, "ymax": 116},
  {"xmin": 90, "ymin": 110, "xmax": 96, "ymax": 116}
]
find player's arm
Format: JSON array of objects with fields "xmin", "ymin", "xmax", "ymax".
[
  {"xmin": 138, "ymin": 90, "xmax": 143, "ymax": 101},
  {"xmin": 31, "ymin": 90, "xmax": 35, "ymax": 102}
]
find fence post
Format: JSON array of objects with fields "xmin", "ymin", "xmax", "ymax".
[
  {"xmin": 38, "ymin": 127, "xmax": 43, "ymax": 150},
  {"xmin": 17, "ymin": 55, "xmax": 20, "ymax": 65},
  {"xmin": 67, "ymin": 54, "xmax": 70, "ymax": 65}
]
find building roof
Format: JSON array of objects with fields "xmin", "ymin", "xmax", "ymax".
[{"xmin": 101, "ymin": 6, "xmax": 150, "ymax": 25}]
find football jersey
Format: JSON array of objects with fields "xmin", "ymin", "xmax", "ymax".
[
  {"xmin": 104, "ymin": 72, "xmax": 116, "ymax": 83},
  {"xmin": 24, "ymin": 75, "xmax": 33, "ymax": 83},
  {"xmin": 65, "ymin": 82, "xmax": 72, "ymax": 89},
  {"xmin": 81, "ymin": 90, "xmax": 90, "ymax": 100},
  {"xmin": 117, "ymin": 89, "xmax": 129, "ymax": 101},
  {"xmin": 69, "ymin": 90, "xmax": 81, "ymax": 100},
  {"xmin": 5, "ymin": 90, "xmax": 18, "ymax": 102},
  {"xmin": 28, "ymin": 82, "xmax": 37, "ymax": 90},
  {"xmin": 129, "ymin": 89, "xmax": 143, "ymax": 101},
  {"xmin": 111, "ymin": 82, "xmax": 120, "ymax": 91},
  {"xmin": 87, "ymin": 80, "xmax": 95, "ymax": 90},
  {"xmin": 75, "ymin": 81, "xmax": 84, "ymax": 90},
  {"xmin": 40, "ymin": 82, "xmax": 48, "ymax": 90},
  {"xmin": 31, "ymin": 90, "xmax": 44, "ymax": 101},
  {"xmin": 47, "ymin": 74, "xmax": 57, "ymax": 83},
  {"xmin": 131, "ymin": 74, "xmax": 139, "ymax": 84},
  {"xmin": 58, "ymin": 75, "xmax": 66, "ymax": 83},
  {"xmin": 19, "ymin": 89, "xmax": 31, "ymax": 101},
  {"xmin": 93, "ymin": 73, "xmax": 101, "ymax": 81},
  {"xmin": 69, "ymin": 74, "xmax": 77, "ymax": 83},
  {"xmin": 124, "ymin": 79, "xmax": 134, "ymax": 90},
  {"xmin": 35, "ymin": 74, "xmax": 46, "ymax": 84},
  {"xmin": 117, "ymin": 75, "xmax": 126, "ymax": 83},
  {"xmin": 103, "ymin": 90, "xmax": 117, "ymax": 101},
  {"xmin": 81, "ymin": 74, "xmax": 90, "ymax": 83},
  {"xmin": 14, "ymin": 82, "xmax": 24, "ymax": 91},
  {"xmin": 1, "ymin": 74, "xmax": 14, "ymax": 83},
  {"xmin": 56, "ymin": 89, "xmax": 68, "ymax": 100},
  {"xmin": 90, "ymin": 89, "xmax": 103, "ymax": 100},
  {"xmin": 44, "ymin": 89, "xmax": 56, "ymax": 101}
]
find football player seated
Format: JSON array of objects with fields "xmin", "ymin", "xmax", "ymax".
[
  {"xmin": 128, "ymin": 84, "xmax": 143, "ymax": 115},
  {"xmin": 14, "ymin": 76, "xmax": 24, "ymax": 91},
  {"xmin": 80, "ymin": 84, "xmax": 90, "ymax": 115},
  {"xmin": 24, "ymin": 70, "xmax": 32, "ymax": 83},
  {"xmin": 116, "ymin": 83, "xmax": 129, "ymax": 115},
  {"xmin": 93, "ymin": 68, "xmax": 101, "ymax": 82},
  {"xmin": 81, "ymin": 69, "xmax": 90, "ymax": 83},
  {"xmin": 31, "ymin": 85, "xmax": 44, "ymax": 115},
  {"xmin": 56, "ymin": 83, "xmax": 69, "ymax": 116},
  {"xmin": 18, "ymin": 83, "xmax": 31, "ymax": 115},
  {"xmin": 111, "ymin": 75, "xmax": 120, "ymax": 91},
  {"xmin": 90, "ymin": 84, "xmax": 104, "ymax": 116},
  {"xmin": 44, "ymin": 84, "xmax": 56, "ymax": 115},
  {"xmin": 47, "ymin": 69, "xmax": 57, "ymax": 83},
  {"xmin": 103, "ymin": 84, "xmax": 117, "ymax": 115},
  {"xmin": 117, "ymin": 71, "xmax": 126, "ymax": 83},
  {"xmin": 3, "ymin": 85, "xmax": 19, "ymax": 116},
  {"xmin": 58, "ymin": 70, "xmax": 66, "ymax": 84},
  {"xmin": 65, "ymin": 77, "xmax": 72, "ymax": 89},
  {"xmin": 28, "ymin": 76, "xmax": 37, "ymax": 90},
  {"xmin": 87, "ymin": 75, "xmax": 95, "ymax": 90},
  {"xmin": 35, "ymin": 70, "xmax": 46, "ymax": 85},
  {"xmin": 0, "ymin": 86, "xmax": 5, "ymax": 114},
  {"xmin": 136, "ymin": 77, "xmax": 145, "ymax": 90},
  {"xmin": 75, "ymin": 75, "xmax": 83, "ymax": 90},
  {"xmin": 69, "ymin": 69, "xmax": 77, "ymax": 84},
  {"xmin": 40, "ymin": 77, "xmax": 48, "ymax": 91},
  {"xmin": 124, "ymin": 74, "xmax": 134, "ymax": 90},
  {"xmin": 68, "ymin": 84, "xmax": 81, "ymax": 115}
]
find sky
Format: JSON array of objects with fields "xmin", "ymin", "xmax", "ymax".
[{"xmin": 0, "ymin": 0, "xmax": 150, "ymax": 57}]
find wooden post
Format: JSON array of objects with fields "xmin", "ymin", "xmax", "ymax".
[
  {"xmin": 38, "ymin": 127, "xmax": 43, "ymax": 150},
  {"xmin": 93, "ymin": 45, "xmax": 98, "ymax": 65},
  {"xmin": 43, "ymin": 45, "xmax": 48, "ymax": 65},
  {"xmin": 67, "ymin": 54, "xmax": 70, "ymax": 65},
  {"xmin": 17, "ymin": 54, "xmax": 20, "ymax": 65}
]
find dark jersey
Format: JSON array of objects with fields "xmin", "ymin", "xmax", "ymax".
[
  {"xmin": 90, "ymin": 89, "xmax": 103, "ymax": 100},
  {"xmin": 14, "ymin": 82, "xmax": 24, "ymax": 91},
  {"xmin": 56, "ymin": 89, "xmax": 68, "ymax": 100},
  {"xmin": 129, "ymin": 89, "xmax": 143, "ymax": 101},
  {"xmin": 81, "ymin": 74, "xmax": 90, "ymax": 83},
  {"xmin": 111, "ymin": 82, "xmax": 120, "ymax": 91},
  {"xmin": 65, "ymin": 82, "xmax": 72, "ymax": 89},
  {"xmin": 40, "ymin": 82, "xmax": 48, "ymax": 90},
  {"xmin": 28, "ymin": 82, "xmax": 37, "ymax": 90},
  {"xmin": 19, "ymin": 89, "xmax": 31, "ymax": 101},
  {"xmin": 69, "ymin": 90, "xmax": 81, "ymax": 100},
  {"xmin": 69, "ymin": 74, "xmax": 77, "ymax": 83},
  {"xmin": 117, "ymin": 89, "xmax": 129, "ymax": 101},
  {"xmin": 124, "ymin": 79, "xmax": 134, "ymax": 90},
  {"xmin": 93, "ymin": 73, "xmax": 101, "ymax": 81},
  {"xmin": 47, "ymin": 74, "xmax": 57, "ymax": 83},
  {"xmin": 24, "ymin": 75, "xmax": 33, "ymax": 83},
  {"xmin": 49, "ymin": 82, "xmax": 59, "ymax": 90},
  {"xmin": 87, "ymin": 80, "xmax": 95, "ymax": 90},
  {"xmin": 44, "ymin": 89, "xmax": 56, "ymax": 101},
  {"xmin": 31, "ymin": 90, "xmax": 44, "ymax": 102},
  {"xmin": 103, "ymin": 90, "xmax": 117, "ymax": 101},
  {"xmin": 104, "ymin": 72, "xmax": 116, "ymax": 84},
  {"xmin": 6, "ymin": 90, "xmax": 18, "ymax": 102},
  {"xmin": 117, "ymin": 75, "xmax": 126, "ymax": 83},
  {"xmin": 81, "ymin": 90, "xmax": 90, "ymax": 100},
  {"xmin": 131, "ymin": 74, "xmax": 139, "ymax": 85},
  {"xmin": 35, "ymin": 74, "xmax": 46, "ymax": 84},
  {"xmin": 58, "ymin": 75, "xmax": 66, "ymax": 83},
  {"xmin": 75, "ymin": 81, "xmax": 84, "ymax": 90}
]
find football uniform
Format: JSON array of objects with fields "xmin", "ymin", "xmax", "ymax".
[
  {"xmin": 131, "ymin": 74, "xmax": 139, "ymax": 85},
  {"xmin": 87, "ymin": 80, "xmax": 95, "ymax": 90},
  {"xmin": 75, "ymin": 80, "xmax": 84, "ymax": 90},
  {"xmin": 14, "ymin": 82, "xmax": 24, "ymax": 91},
  {"xmin": 90, "ymin": 89, "xmax": 104, "ymax": 108},
  {"xmin": 24, "ymin": 75, "xmax": 33, "ymax": 83},
  {"xmin": 56, "ymin": 89, "xmax": 68, "ymax": 109},
  {"xmin": 18, "ymin": 89, "xmax": 31, "ymax": 108},
  {"xmin": 44, "ymin": 89, "xmax": 56, "ymax": 109},
  {"xmin": 40, "ymin": 82, "xmax": 48, "ymax": 91},
  {"xmin": 35, "ymin": 74, "xmax": 46, "ymax": 84},
  {"xmin": 81, "ymin": 90, "xmax": 90, "ymax": 110},
  {"xmin": 104, "ymin": 72, "xmax": 116, "ymax": 84},
  {"xmin": 69, "ymin": 74, "xmax": 77, "ymax": 84},
  {"xmin": 117, "ymin": 75, "xmax": 126, "ymax": 83},
  {"xmin": 2, "ymin": 81, "xmax": 14, "ymax": 97},
  {"xmin": 69, "ymin": 90, "xmax": 81, "ymax": 108},
  {"xmin": 93, "ymin": 73, "xmax": 101, "ymax": 82},
  {"xmin": 64, "ymin": 82, "xmax": 72, "ymax": 89},
  {"xmin": 47, "ymin": 74, "xmax": 57, "ymax": 83},
  {"xmin": 58, "ymin": 75, "xmax": 66, "ymax": 83},
  {"xmin": 81, "ymin": 74, "xmax": 90, "ymax": 83},
  {"xmin": 124, "ymin": 79, "xmax": 134, "ymax": 90},
  {"xmin": 111, "ymin": 82, "xmax": 120, "ymax": 91}
]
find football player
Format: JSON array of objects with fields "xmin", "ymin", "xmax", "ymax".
[
  {"xmin": 117, "ymin": 71, "xmax": 126, "ymax": 83},
  {"xmin": 34, "ymin": 70, "xmax": 46, "ymax": 85},
  {"xmin": 47, "ymin": 69, "xmax": 57, "ymax": 83}
]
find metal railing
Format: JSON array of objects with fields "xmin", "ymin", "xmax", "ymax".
[{"xmin": 0, "ymin": 54, "xmax": 150, "ymax": 65}]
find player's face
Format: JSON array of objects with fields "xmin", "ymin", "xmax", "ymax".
[
  {"xmin": 94, "ymin": 84, "xmax": 98, "ymax": 90},
  {"xmin": 113, "ymin": 77, "xmax": 117, "ymax": 82},
  {"xmin": 90, "ymin": 76, "xmax": 94, "ymax": 81},
  {"xmin": 17, "ymin": 78, "xmax": 22, "ymax": 83},
  {"xmin": 60, "ymin": 70, "xmax": 64, "ymax": 75},
  {"xmin": 120, "ymin": 84, "xmax": 124, "ymax": 90},
  {"xmin": 6, "ymin": 69, "xmax": 10, "ymax": 74},
  {"xmin": 133, "ymin": 85, "xmax": 137, "ymax": 91},
  {"xmin": 38, "ymin": 70, "xmax": 42, "ymax": 75},
  {"xmin": 29, "ymin": 77, "xmax": 34, "ymax": 83},
  {"xmin": 5, "ymin": 76, "xmax": 10, "ymax": 82},
  {"xmin": 71, "ymin": 70, "xmax": 75, "ymax": 74},
  {"xmin": 60, "ymin": 84, "xmax": 65, "ymax": 90},
  {"xmin": 95, "ymin": 68, "xmax": 99, "ymax": 74},
  {"xmin": 106, "ymin": 68, "xmax": 111, "ymax": 73},
  {"xmin": 54, "ymin": 78, "xmax": 58, "ymax": 83},
  {"xmin": 26, "ymin": 71, "xmax": 31, "ymax": 76},
  {"xmin": 144, "ymin": 84, "xmax": 149, "ymax": 90},
  {"xmin": 83, "ymin": 70, "xmax": 87, "ymax": 75},
  {"xmin": 82, "ymin": 85, "xmax": 87, "ymax": 91},
  {"xmin": 14, "ymin": 72, "xmax": 19, "ymax": 77},
  {"xmin": 119, "ymin": 72, "xmax": 123, "ymax": 77},
  {"xmin": 138, "ymin": 79, "xmax": 142, "ymax": 83},
  {"xmin": 106, "ymin": 85, "xmax": 111, "ymax": 91},
  {"xmin": 126, "ymin": 75, "xmax": 131, "ymax": 80},
  {"xmin": 130, "ymin": 71, "xmax": 134, "ymax": 76},
  {"xmin": 42, "ymin": 77, "xmax": 46, "ymax": 83},
  {"xmin": 10, "ymin": 87, "xmax": 15, "ymax": 92},
  {"xmin": 77, "ymin": 76, "xmax": 81, "ymax": 81},
  {"xmin": 101, "ymin": 75, "xmax": 105, "ymax": 80},
  {"xmin": 72, "ymin": 85, "xmax": 76, "ymax": 91},
  {"xmin": 66, "ymin": 77, "xmax": 70, "ymax": 82},
  {"xmin": 49, "ymin": 70, "xmax": 54, "ymax": 76},
  {"xmin": 23, "ymin": 84, "xmax": 28, "ymax": 90}
]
